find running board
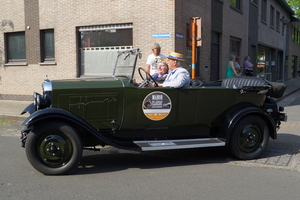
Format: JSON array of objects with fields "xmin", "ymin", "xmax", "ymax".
[{"xmin": 134, "ymin": 138, "xmax": 225, "ymax": 151}]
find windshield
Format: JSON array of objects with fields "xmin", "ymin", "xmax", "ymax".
[{"xmin": 113, "ymin": 49, "xmax": 141, "ymax": 79}]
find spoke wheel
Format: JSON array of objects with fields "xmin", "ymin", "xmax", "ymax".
[
  {"xmin": 230, "ymin": 115, "xmax": 269, "ymax": 160},
  {"xmin": 25, "ymin": 121, "xmax": 82, "ymax": 175}
]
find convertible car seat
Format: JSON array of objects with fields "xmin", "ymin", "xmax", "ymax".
[
  {"xmin": 190, "ymin": 79, "xmax": 202, "ymax": 86},
  {"xmin": 222, "ymin": 76, "xmax": 286, "ymax": 98},
  {"xmin": 221, "ymin": 76, "xmax": 267, "ymax": 88}
]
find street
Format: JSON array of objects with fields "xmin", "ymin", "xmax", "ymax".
[{"xmin": 1, "ymin": 92, "xmax": 300, "ymax": 199}]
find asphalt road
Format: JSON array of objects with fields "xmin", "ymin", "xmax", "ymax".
[{"xmin": 1, "ymin": 134, "xmax": 300, "ymax": 200}]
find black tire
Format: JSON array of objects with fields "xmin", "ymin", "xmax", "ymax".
[
  {"xmin": 25, "ymin": 121, "xmax": 82, "ymax": 175},
  {"xmin": 230, "ymin": 115, "xmax": 269, "ymax": 160}
]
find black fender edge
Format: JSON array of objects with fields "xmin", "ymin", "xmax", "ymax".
[
  {"xmin": 218, "ymin": 106, "xmax": 277, "ymax": 145},
  {"xmin": 21, "ymin": 108, "xmax": 140, "ymax": 151}
]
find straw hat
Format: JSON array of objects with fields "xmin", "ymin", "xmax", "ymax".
[{"xmin": 167, "ymin": 52, "xmax": 186, "ymax": 61}]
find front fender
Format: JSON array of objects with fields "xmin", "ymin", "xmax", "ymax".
[
  {"xmin": 219, "ymin": 106, "xmax": 277, "ymax": 145},
  {"xmin": 22, "ymin": 107, "xmax": 87, "ymax": 126},
  {"xmin": 21, "ymin": 103, "xmax": 36, "ymax": 115},
  {"xmin": 21, "ymin": 108, "xmax": 138, "ymax": 150}
]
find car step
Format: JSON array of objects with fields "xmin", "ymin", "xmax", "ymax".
[{"xmin": 134, "ymin": 138, "xmax": 225, "ymax": 151}]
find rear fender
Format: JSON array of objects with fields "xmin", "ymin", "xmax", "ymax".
[{"xmin": 218, "ymin": 106, "xmax": 277, "ymax": 145}]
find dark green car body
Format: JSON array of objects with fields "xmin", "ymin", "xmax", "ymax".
[{"xmin": 20, "ymin": 49, "xmax": 287, "ymax": 175}]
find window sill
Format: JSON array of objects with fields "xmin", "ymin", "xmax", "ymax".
[
  {"xmin": 251, "ymin": 2, "xmax": 258, "ymax": 7},
  {"xmin": 5, "ymin": 62, "xmax": 28, "ymax": 66},
  {"xmin": 230, "ymin": 6, "xmax": 243, "ymax": 14},
  {"xmin": 39, "ymin": 61, "xmax": 56, "ymax": 66},
  {"xmin": 261, "ymin": 20, "xmax": 267, "ymax": 25}
]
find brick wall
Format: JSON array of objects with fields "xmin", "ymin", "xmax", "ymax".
[
  {"xmin": 0, "ymin": 0, "xmax": 299, "ymax": 100},
  {"xmin": 1, "ymin": 0, "xmax": 178, "ymax": 100},
  {"xmin": 175, "ymin": 0, "xmax": 211, "ymax": 81},
  {"xmin": 221, "ymin": 1, "xmax": 248, "ymax": 78}
]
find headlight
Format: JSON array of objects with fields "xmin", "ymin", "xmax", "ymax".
[
  {"xmin": 33, "ymin": 92, "xmax": 52, "ymax": 111},
  {"xmin": 31, "ymin": 80, "xmax": 52, "ymax": 111}
]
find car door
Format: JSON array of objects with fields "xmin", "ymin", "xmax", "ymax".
[{"xmin": 121, "ymin": 87, "xmax": 200, "ymax": 130}]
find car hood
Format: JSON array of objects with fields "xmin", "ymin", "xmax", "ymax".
[{"xmin": 50, "ymin": 76, "xmax": 130, "ymax": 90}]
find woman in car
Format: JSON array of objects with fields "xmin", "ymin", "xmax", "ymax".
[{"xmin": 150, "ymin": 58, "xmax": 169, "ymax": 83}]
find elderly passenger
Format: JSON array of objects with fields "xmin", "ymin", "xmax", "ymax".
[
  {"xmin": 157, "ymin": 52, "xmax": 190, "ymax": 88},
  {"xmin": 150, "ymin": 58, "xmax": 169, "ymax": 83}
]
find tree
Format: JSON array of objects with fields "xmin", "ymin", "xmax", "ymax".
[{"xmin": 286, "ymin": 0, "xmax": 300, "ymax": 18}]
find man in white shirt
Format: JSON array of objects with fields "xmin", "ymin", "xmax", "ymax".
[
  {"xmin": 157, "ymin": 52, "xmax": 190, "ymax": 88},
  {"xmin": 146, "ymin": 43, "xmax": 165, "ymax": 75}
]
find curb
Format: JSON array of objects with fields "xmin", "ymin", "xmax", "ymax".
[
  {"xmin": 0, "ymin": 115, "xmax": 28, "ymax": 122},
  {"xmin": 275, "ymin": 88, "xmax": 300, "ymax": 102}
]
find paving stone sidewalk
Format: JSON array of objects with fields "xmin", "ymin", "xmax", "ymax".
[{"xmin": 231, "ymin": 121, "xmax": 300, "ymax": 172}]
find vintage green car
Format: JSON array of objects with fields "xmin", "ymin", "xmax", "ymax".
[{"xmin": 21, "ymin": 49, "xmax": 287, "ymax": 175}]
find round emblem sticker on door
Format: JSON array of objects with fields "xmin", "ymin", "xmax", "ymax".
[{"xmin": 142, "ymin": 91, "xmax": 172, "ymax": 121}]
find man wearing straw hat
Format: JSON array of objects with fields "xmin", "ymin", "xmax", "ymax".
[{"xmin": 157, "ymin": 52, "xmax": 190, "ymax": 88}]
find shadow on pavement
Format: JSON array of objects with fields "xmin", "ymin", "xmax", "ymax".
[
  {"xmin": 75, "ymin": 147, "xmax": 234, "ymax": 175},
  {"xmin": 74, "ymin": 131, "xmax": 300, "ymax": 175}
]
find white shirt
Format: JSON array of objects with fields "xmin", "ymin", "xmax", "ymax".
[
  {"xmin": 163, "ymin": 67, "xmax": 191, "ymax": 88},
  {"xmin": 146, "ymin": 54, "xmax": 165, "ymax": 75}
]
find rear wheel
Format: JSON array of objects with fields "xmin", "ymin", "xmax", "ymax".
[
  {"xmin": 25, "ymin": 121, "xmax": 82, "ymax": 175},
  {"xmin": 230, "ymin": 115, "xmax": 269, "ymax": 160}
]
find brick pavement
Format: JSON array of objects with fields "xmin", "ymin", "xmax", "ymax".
[{"xmin": 231, "ymin": 121, "xmax": 300, "ymax": 172}]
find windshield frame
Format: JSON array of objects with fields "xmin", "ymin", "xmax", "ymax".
[{"xmin": 112, "ymin": 48, "xmax": 141, "ymax": 79}]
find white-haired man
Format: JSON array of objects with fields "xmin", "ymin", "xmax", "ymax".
[{"xmin": 146, "ymin": 43, "xmax": 165, "ymax": 75}]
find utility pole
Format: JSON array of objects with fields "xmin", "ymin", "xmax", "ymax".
[{"xmin": 189, "ymin": 17, "xmax": 202, "ymax": 79}]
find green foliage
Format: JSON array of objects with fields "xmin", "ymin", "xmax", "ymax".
[
  {"xmin": 0, "ymin": 120, "xmax": 15, "ymax": 125},
  {"xmin": 286, "ymin": 0, "xmax": 300, "ymax": 18}
]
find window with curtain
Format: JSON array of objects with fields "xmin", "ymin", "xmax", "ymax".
[
  {"xmin": 270, "ymin": 6, "xmax": 275, "ymax": 27},
  {"xmin": 230, "ymin": 37, "xmax": 241, "ymax": 56},
  {"xmin": 276, "ymin": 11, "xmax": 280, "ymax": 31},
  {"xmin": 5, "ymin": 32, "xmax": 26, "ymax": 63},
  {"xmin": 79, "ymin": 23, "xmax": 133, "ymax": 76},
  {"xmin": 41, "ymin": 29, "xmax": 55, "ymax": 63},
  {"xmin": 261, "ymin": 0, "xmax": 267, "ymax": 22}
]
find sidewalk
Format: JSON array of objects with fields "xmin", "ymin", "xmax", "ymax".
[
  {"xmin": 1, "ymin": 77, "xmax": 300, "ymax": 121},
  {"xmin": 0, "ymin": 100, "xmax": 32, "ymax": 121}
]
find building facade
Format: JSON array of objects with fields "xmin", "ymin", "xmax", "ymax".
[{"xmin": 0, "ymin": 0, "xmax": 299, "ymax": 101}]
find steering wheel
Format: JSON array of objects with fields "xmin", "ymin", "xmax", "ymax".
[{"xmin": 138, "ymin": 67, "xmax": 158, "ymax": 87}]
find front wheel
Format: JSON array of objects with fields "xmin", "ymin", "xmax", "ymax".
[
  {"xmin": 25, "ymin": 121, "xmax": 82, "ymax": 175},
  {"xmin": 230, "ymin": 115, "xmax": 269, "ymax": 160}
]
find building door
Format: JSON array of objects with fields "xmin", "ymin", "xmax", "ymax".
[
  {"xmin": 249, "ymin": 45, "xmax": 257, "ymax": 76},
  {"xmin": 257, "ymin": 46, "xmax": 271, "ymax": 81},
  {"xmin": 277, "ymin": 51, "xmax": 283, "ymax": 81},
  {"xmin": 210, "ymin": 32, "xmax": 220, "ymax": 81},
  {"xmin": 292, "ymin": 56, "xmax": 298, "ymax": 78}
]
